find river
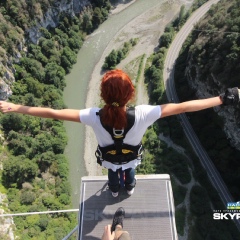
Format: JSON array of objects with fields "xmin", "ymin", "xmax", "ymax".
[{"xmin": 63, "ymin": 0, "xmax": 174, "ymax": 207}]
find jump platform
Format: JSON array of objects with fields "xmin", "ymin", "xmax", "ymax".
[{"xmin": 77, "ymin": 174, "xmax": 178, "ymax": 240}]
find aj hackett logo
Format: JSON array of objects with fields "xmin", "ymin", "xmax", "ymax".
[
  {"xmin": 227, "ymin": 201, "xmax": 240, "ymax": 210},
  {"xmin": 213, "ymin": 201, "xmax": 240, "ymax": 220}
]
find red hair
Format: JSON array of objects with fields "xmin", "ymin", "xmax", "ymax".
[{"xmin": 100, "ymin": 69, "xmax": 135, "ymax": 129}]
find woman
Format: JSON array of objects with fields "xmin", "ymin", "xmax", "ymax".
[{"xmin": 0, "ymin": 69, "xmax": 239, "ymax": 197}]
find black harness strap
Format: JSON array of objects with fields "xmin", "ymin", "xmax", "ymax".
[
  {"xmin": 98, "ymin": 107, "xmax": 135, "ymax": 155},
  {"xmin": 95, "ymin": 107, "xmax": 143, "ymax": 165}
]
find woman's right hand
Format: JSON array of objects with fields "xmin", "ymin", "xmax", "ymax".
[{"xmin": 220, "ymin": 87, "xmax": 240, "ymax": 105}]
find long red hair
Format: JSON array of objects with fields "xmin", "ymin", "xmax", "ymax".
[{"xmin": 100, "ymin": 69, "xmax": 135, "ymax": 129}]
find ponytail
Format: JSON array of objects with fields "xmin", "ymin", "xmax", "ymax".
[{"xmin": 100, "ymin": 69, "xmax": 135, "ymax": 129}]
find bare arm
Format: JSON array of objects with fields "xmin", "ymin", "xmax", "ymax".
[
  {"xmin": 0, "ymin": 101, "xmax": 81, "ymax": 122},
  {"xmin": 160, "ymin": 96, "xmax": 222, "ymax": 118}
]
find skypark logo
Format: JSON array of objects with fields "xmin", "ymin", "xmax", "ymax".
[
  {"xmin": 213, "ymin": 201, "xmax": 240, "ymax": 220},
  {"xmin": 213, "ymin": 213, "xmax": 240, "ymax": 220},
  {"xmin": 227, "ymin": 201, "xmax": 240, "ymax": 210}
]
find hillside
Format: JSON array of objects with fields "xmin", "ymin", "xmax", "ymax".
[
  {"xmin": 0, "ymin": 0, "xmax": 112, "ymax": 239},
  {"xmin": 175, "ymin": 0, "xmax": 240, "ymax": 199}
]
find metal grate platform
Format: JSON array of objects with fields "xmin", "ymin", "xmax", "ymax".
[{"xmin": 77, "ymin": 174, "xmax": 178, "ymax": 240}]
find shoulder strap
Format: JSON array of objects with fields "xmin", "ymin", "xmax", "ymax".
[
  {"xmin": 125, "ymin": 107, "xmax": 135, "ymax": 134},
  {"xmin": 97, "ymin": 107, "xmax": 135, "ymax": 137}
]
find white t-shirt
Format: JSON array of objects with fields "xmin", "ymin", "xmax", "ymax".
[{"xmin": 80, "ymin": 105, "xmax": 161, "ymax": 171}]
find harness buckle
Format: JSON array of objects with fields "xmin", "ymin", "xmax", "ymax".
[{"xmin": 113, "ymin": 128, "xmax": 124, "ymax": 137}]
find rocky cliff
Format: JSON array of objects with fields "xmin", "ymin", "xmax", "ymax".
[
  {"xmin": 27, "ymin": 0, "xmax": 90, "ymax": 44},
  {"xmin": 0, "ymin": 0, "xmax": 90, "ymax": 101},
  {"xmin": 0, "ymin": 63, "xmax": 14, "ymax": 100}
]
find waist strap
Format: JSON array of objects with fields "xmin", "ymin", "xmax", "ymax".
[{"xmin": 95, "ymin": 143, "xmax": 143, "ymax": 165}]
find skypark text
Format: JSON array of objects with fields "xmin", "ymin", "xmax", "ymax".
[{"xmin": 213, "ymin": 213, "xmax": 240, "ymax": 220}]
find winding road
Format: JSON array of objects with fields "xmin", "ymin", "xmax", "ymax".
[{"xmin": 163, "ymin": 0, "xmax": 240, "ymax": 231}]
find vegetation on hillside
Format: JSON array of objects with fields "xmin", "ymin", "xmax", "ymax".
[
  {"xmin": 0, "ymin": 0, "xmax": 111, "ymax": 239},
  {"xmin": 102, "ymin": 38, "xmax": 138, "ymax": 70}
]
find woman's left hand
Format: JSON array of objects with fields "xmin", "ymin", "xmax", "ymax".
[{"xmin": 0, "ymin": 101, "xmax": 15, "ymax": 113}]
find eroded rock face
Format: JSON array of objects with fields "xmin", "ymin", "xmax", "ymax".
[
  {"xmin": 27, "ymin": 0, "xmax": 91, "ymax": 44},
  {"xmin": 0, "ymin": 80, "xmax": 12, "ymax": 100},
  {"xmin": 0, "ymin": 63, "xmax": 14, "ymax": 100},
  {"xmin": 0, "ymin": 194, "xmax": 15, "ymax": 240}
]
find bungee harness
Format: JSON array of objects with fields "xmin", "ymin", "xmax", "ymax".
[{"xmin": 95, "ymin": 107, "xmax": 143, "ymax": 165}]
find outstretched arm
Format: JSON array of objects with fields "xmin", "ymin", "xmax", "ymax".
[
  {"xmin": 160, "ymin": 87, "xmax": 240, "ymax": 118},
  {"xmin": 0, "ymin": 101, "xmax": 81, "ymax": 122},
  {"xmin": 160, "ymin": 96, "xmax": 222, "ymax": 118}
]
